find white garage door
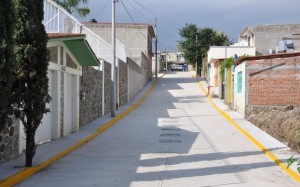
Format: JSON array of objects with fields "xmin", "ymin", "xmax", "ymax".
[{"xmin": 19, "ymin": 71, "xmax": 53, "ymax": 153}]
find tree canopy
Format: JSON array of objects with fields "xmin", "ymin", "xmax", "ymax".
[
  {"xmin": 15, "ymin": 0, "xmax": 51, "ymax": 167},
  {"xmin": 178, "ymin": 23, "xmax": 230, "ymax": 74},
  {"xmin": 54, "ymin": 0, "xmax": 90, "ymax": 17},
  {"xmin": 0, "ymin": 0, "xmax": 17, "ymax": 131}
]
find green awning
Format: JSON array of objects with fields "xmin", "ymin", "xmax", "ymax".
[{"xmin": 63, "ymin": 39, "xmax": 99, "ymax": 66}]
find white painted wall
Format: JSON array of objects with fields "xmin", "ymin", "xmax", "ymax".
[
  {"xmin": 19, "ymin": 71, "xmax": 54, "ymax": 153},
  {"xmin": 84, "ymin": 23, "xmax": 149, "ymax": 60},
  {"xmin": 233, "ymin": 62, "xmax": 246, "ymax": 116},
  {"xmin": 19, "ymin": 42, "xmax": 82, "ymax": 153},
  {"xmin": 152, "ymin": 55, "xmax": 162, "ymax": 74},
  {"xmin": 207, "ymin": 46, "xmax": 255, "ymax": 86}
]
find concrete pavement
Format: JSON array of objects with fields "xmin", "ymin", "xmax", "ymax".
[{"xmin": 1, "ymin": 71, "xmax": 300, "ymax": 186}]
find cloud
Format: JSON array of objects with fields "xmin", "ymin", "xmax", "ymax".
[{"xmin": 84, "ymin": 0, "xmax": 300, "ymax": 51}]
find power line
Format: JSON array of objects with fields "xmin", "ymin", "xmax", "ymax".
[
  {"xmin": 91, "ymin": 0, "xmax": 111, "ymax": 20},
  {"xmin": 123, "ymin": 0, "xmax": 179, "ymax": 41},
  {"xmin": 124, "ymin": 0, "xmax": 153, "ymax": 23},
  {"xmin": 129, "ymin": 0, "xmax": 183, "ymax": 30},
  {"xmin": 120, "ymin": 0, "xmax": 178, "ymax": 52},
  {"xmin": 158, "ymin": 27, "xmax": 178, "ymax": 41},
  {"xmin": 119, "ymin": 0, "xmax": 148, "ymax": 40}
]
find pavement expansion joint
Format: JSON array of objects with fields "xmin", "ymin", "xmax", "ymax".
[
  {"xmin": 161, "ymin": 127, "xmax": 181, "ymax": 131},
  {"xmin": 159, "ymin": 140, "xmax": 182, "ymax": 143},
  {"xmin": 160, "ymin": 133, "xmax": 181, "ymax": 137}
]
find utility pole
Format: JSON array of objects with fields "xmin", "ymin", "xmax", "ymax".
[
  {"xmin": 111, "ymin": 0, "xmax": 117, "ymax": 117},
  {"xmin": 195, "ymin": 33, "xmax": 198, "ymax": 76},
  {"xmin": 155, "ymin": 18, "xmax": 158, "ymax": 78},
  {"xmin": 165, "ymin": 48, "xmax": 167, "ymax": 71}
]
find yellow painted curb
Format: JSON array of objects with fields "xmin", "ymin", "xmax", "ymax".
[
  {"xmin": 0, "ymin": 75, "xmax": 164, "ymax": 187},
  {"xmin": 195, "ymin": 75, "xmax": 300, "ymax": 183}
]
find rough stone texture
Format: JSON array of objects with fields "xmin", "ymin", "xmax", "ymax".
[
  {"xmin": 0, "ymin": 115, "xmax": 19, "ymax": 164},
  {"xmin": 104, "ymin": 62, "xmax": 112, "ymax": 114},
  {"xmin": 80, "ymin": 67, "xmax": 102, "ymax": 126},
  {"xmin": 118, "ymin": 60, "xmax": 128, "ymax": 106},
  {"xmin": 246, "ymin": 106, "xmax": 300, "ymax": 151}
]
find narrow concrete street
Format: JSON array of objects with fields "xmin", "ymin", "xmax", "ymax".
[{"xmin": 17, "ymin": 72, "xmax": 298, "ymax": 186}]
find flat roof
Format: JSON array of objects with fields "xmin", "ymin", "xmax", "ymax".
[{"xmin": 234, "ymin": 52, "xmax": 300, "ymax": 66}]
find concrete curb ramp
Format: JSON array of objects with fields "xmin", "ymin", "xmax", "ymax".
[
  {"xmin": 193, "ymin": 72, "xmax": 300, "ymax": 184},
  {"xmin": 0, "ymin": 76, "xmax": 162, "ymax": 187}
]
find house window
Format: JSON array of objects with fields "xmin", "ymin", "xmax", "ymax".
[
  {"xmin": 66, "ymin": 53, "xmax": 77, "ymax": 69},
  {"xmin": 48, "ymin": 46, "xmax": 58, "ymax": 63},
  {"xmin": 237, "ymin": 71, "xmax": 242, "ymax": 93},
  {"xmin": 247, "ymin": 36, "xmax": 251, "ymax": 46}
]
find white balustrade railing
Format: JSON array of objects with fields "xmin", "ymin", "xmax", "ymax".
[{"xmin": 43, "ymin": 0, "xmax": 127, "ymax": 63}]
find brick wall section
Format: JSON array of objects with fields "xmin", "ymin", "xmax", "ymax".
[
  {"xmin": 247, "ymin": 56, "xmax": 300, "ymax": 106},
  {"xmin": 104, "ymin": 62, "xmax": 112, "ymax": 114},
  {"xmin": 80, "ymin": 67, "xmax": 102, "ymax": 126},
  {"xmin": 0, "ymin": 114, "xmax": 19, "ymax": 164},
  {"xmin": 118, "ymin": 60, "xmax": 128, "ymax": 106}
]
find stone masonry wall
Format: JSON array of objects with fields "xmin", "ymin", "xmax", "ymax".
[
  {"xmin": 104, "ymin": 62, "xmax": 112, "ymax": 114},
  {"xmin": 0, "ymin": 114, "xmax": 19, "ymax": 164},
  {"xmin": 118, "ymin": 60, "xmax": 128, "ymax": 106},
  {"xmin": 247, "ymin": 56, "xmax": 300, "ymax": 106},
  {"xmin": 80, "ymin": 67, "xmax": 102, "ymax": 126}
]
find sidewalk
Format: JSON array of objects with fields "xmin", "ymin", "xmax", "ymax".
[{"xmin": 197, "ymin": 73, "xmax": 300, "ymax": 177}]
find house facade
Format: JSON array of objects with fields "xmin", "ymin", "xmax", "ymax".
[
  {"xmin": 18, "ymin": 33, "xmax": 100, "ymax": 153},
  {"xmin": 233, "ymin": 52, "xmax": 300, "ymax": 116},
  {"xmin": 207, "ymin": 46, "xmax": 255, "ymax": 97},
  {"xmin": 0, "ymin": 33, "xmax": 100, "ymax": 163},
  {"xmin": 1, "ymin": 0, "xmax": 153, "ymax": 164},
  {"xmin": 238, "ymin": 24, "xmax": 300, "ymax": 55}
]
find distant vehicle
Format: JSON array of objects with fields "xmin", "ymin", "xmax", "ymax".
[{"xmin": 171, "ymin": 64, "xmax": 183, "ymax": 71}]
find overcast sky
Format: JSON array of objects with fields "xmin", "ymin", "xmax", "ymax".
[{"xmin": 79, "ymin": 0, "xmax": 300, "ymax": 52}]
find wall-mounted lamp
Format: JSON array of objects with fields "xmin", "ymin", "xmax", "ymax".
[{"xmin": 80, "ymin": 90, "xmax": 86, "ymax": 101}]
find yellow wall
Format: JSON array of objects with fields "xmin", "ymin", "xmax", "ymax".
[{"xmin": 225, "ymin": 68, "xmax": 232, "ymax": 104}]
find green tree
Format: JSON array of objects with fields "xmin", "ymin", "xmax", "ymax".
[
  {"xmin": 0, "ymin": 0, "xmax": 17, "ymax": 132},
  {"xmin": 15, "ymin": 0, "xmax": 51, "ymax": 167},
  {"xmin": 178, "ymin": 24, "xmax": 229, "ymax": 76},
  {"xmin": 54, "ymin": 0, "xmax": 90, "ymax": 17}
]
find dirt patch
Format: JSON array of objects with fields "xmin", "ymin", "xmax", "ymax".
[{"xmin": 246, "ymin": 106, "xmax": 300, "ymax": 152}]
